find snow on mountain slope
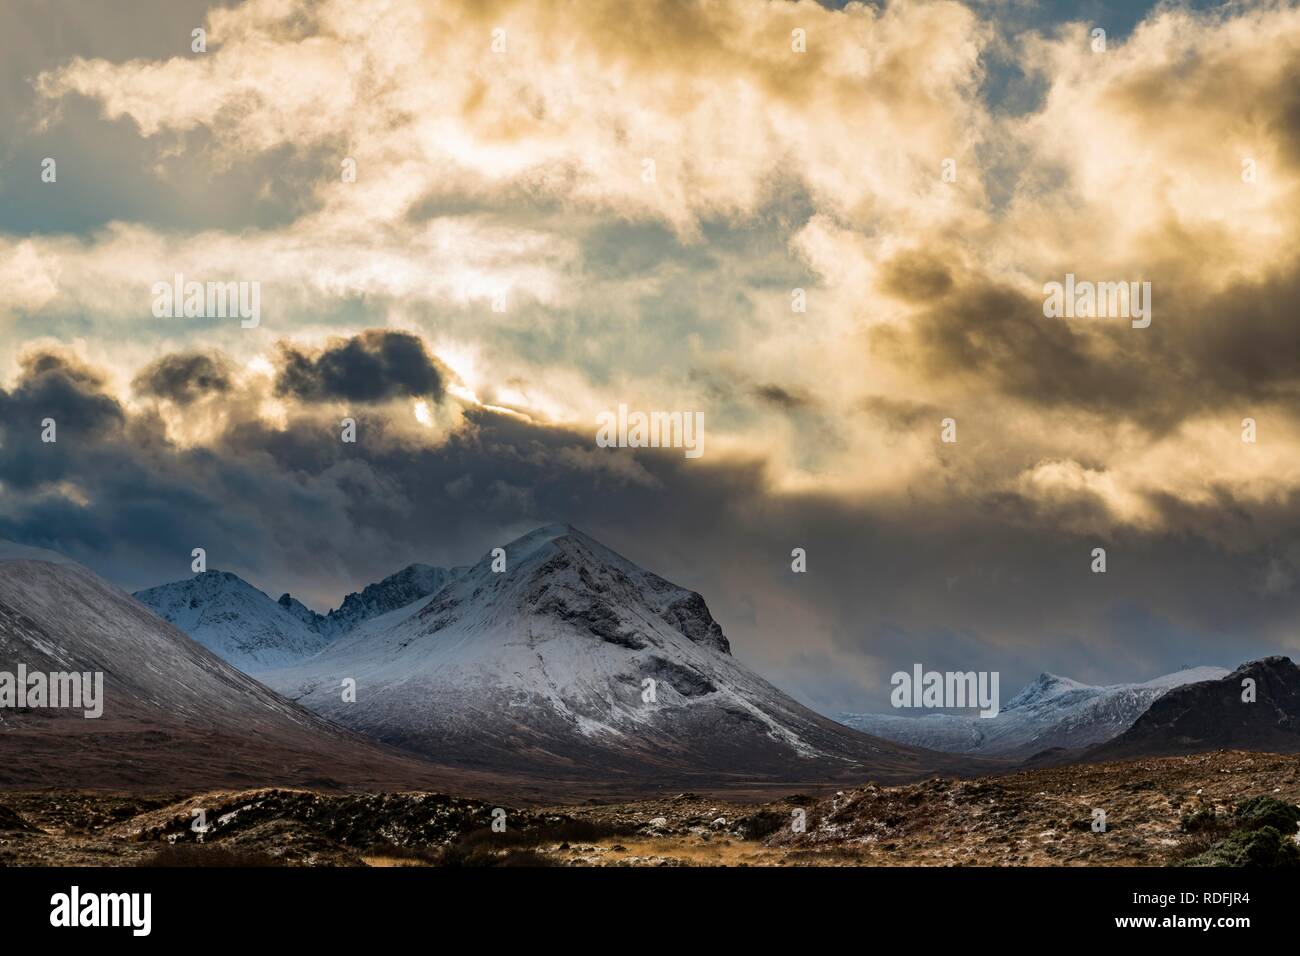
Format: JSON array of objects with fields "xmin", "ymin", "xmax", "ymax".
[
  {"xmin": 838, "ymin": 667, "xmax": 1229, "ymax": 758},
  {"xmin": 136, "ymin": 563, "xmax": 464, "ymax": 671},
  {"xmin": 0, "ymin": 546, "xmax": 470, "ymax": 791},
  {"xmin": 277, "ymin": 592, "xmax": 323, "ymax": 629},
  {"xmin": 261, "ymin": 525, "xmax": 984, "ymax": 785},
  {"xmin": 134, "ymin": 570, "xmax": 332, "ymax": 671},
  {"xmin": 317, "ymin": 563, "xmax": 463, "ymax": 638}
]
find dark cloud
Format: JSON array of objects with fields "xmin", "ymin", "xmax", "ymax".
[
  {"xmin": 274, "ymin": 330, "xmax": 448, "ymax": 404},
  {"xmin": 133, "ymin": 351, "xmax": 233, "ymax": 404},
  {"xmin": 870, "ymin": 252, "xmax": 1300, "ymax": 435},
  {"xmin": 6, "ymin": 0, "xmax": 1300, "ymax": 722},
  {"xmin": 1183, "ymin": 265, "xmax": 1300, "ymax": 404},
  {"xmin": 1, "ymin": 340, "xmax": 1297, "ymax": 718},
  {"xmin": 872, "ymin": 278, "xmax": 1156, "ymax": 419},
  {"xmin": 879, "ymin": 249, "xmax": 955, "ymax": 302},
  {"xmin": 0, "ymin": 350, "xmax": 128, "ymax": 497},
  {"xmin": 752, "ymin": 383, "xmax": 811, "ymax": 410},
  {"xmin": 0, "ymin": 350, "xmax": 125, "ymax": 439}
]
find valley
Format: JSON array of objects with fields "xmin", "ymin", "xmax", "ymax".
[
  {"xmin": 4, "ymin": 527, "xmax": 1300, "ymax": 871},
  {"xmin": 2, "ymin": 751, "xmax": 1296, "ymax": 867}
]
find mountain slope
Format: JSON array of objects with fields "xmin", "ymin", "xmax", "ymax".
[
  {"xmin": 0, "ymin": 548, "xmax": 500, "ymax": 792},
  {"xmin": 316, "ymin": 563, "xmax": 462, "ymax": 638},
  {"xmin": 262, "ymin": 525, "xmax": 988, "ymax": 786},
  {"xmin": 838, "ymin": 666, "xmax": 1228, "ymax": 758},
  {"xmin": 1085, "ymin": 657, "xmax": 1300, "ymax": 761},
  {"xmin": 135, "ymin": 563, "xmax": 463, "ymax": 670},
  {"xmin": 134, "ymin": 570, "xmax": 331, "ymax": 670}
]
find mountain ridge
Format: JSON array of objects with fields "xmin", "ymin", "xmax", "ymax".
[
  {"xmin": 0, "ymin": 546, "xmax": 496, "ymax": 792},
  {"xmin": 261, "ymin": 524, "xmax": 986, "ymax": 785},
  {"xmin": 133, "ymin": 570, "xmax": 333, "ymax": 671},
  {"xmin": 838, "ymin": 665, "xmax": 1229, "ymax": 758},
  {"xmin": 1084, "ymin": 656, "xmax": 1300, "ymax": 761},
  {"xmin": 134, "ymin": 560, "xmax": 463, "ymax": 670}
]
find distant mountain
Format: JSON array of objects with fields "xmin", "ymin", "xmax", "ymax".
[
  {"xmin": 135, "ymin": 562, "xmax": 463, "ymax": 671},
  {"xmin": 838, "ymin": 666, "xmax": 1228, "ymax": 758},
  {"xmin": 0, "ymin": 545, "xmax": 483, "ymax": 792},
  {"xmin": 262, "ymin": 524, "xmax": 986, "ymax": 786},
  {"xmin": 277, "ymin": 592, "xmax": 323, "ymax": 629},
  {"xmin": 1085, "ymin": 657, "xmax": 1300, "ymax": 761},
  {"xmin": 316, "ymin": 563, "xmax": 463, "ymax": 638},
  {"xmin": 134, "ymin": 570, "xmax": 331, "ymax": 671}
]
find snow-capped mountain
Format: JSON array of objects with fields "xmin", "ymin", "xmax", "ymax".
[
  {"xmin": 134, "ymin": 570, "xmax": 332, "ymax": 671},
  {"xmin": 837, "ymin": 666, "xmax": 1229, "ymax": 758},
  {"xmin": 277, "ymin": 592, "xmax": 323, "ymax": 629},
  {"xmin": 1086, "ymin": 657, "xmax": 1300, "ymax": 761},
  {"xmin": 0, "ymin": 543, "xmax": 467, "ymax": 791},
  {"xmin": 262, "ymin": 524, "xmax": 980, "ymax": 785},
  {"xmin": 316, "ymin": 563, "xmax": 463, "ymax": 638},
  {"xmin": 135, "ymin": 562, "xmax": 463, "ymax": 671}
]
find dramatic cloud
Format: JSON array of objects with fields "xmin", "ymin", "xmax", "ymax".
[
  {"xmin": 1, "ymin": 350, "xmax": 126, "ymax": 439},
  {"xmin": 274, "ymin": 330, "xmax": 448, "ymax": 403},
  {"xmin": 4, "ymin": 0, "xmax": 1300, "ymax": 712},
  {"xmin": 133, "ymin": 351, "xmax": 233, "ymax": 404}
]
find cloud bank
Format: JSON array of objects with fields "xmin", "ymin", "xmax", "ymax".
[{"xmin": 3, "ymin": 0, "xmax": 1300, "ymax": 712}]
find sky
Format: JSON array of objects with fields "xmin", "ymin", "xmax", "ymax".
[{"xmin": 2, "ymin": 0, "xmax": 1300, "ymax": 715}]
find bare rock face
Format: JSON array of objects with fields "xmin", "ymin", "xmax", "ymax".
[
  {"xmin": 1086, "ymin": 657, "xmax": 1300, "ymax": 761},
  {"xmin": 263, "ymin": 524, "xmax": 981, "ymax": 786}
]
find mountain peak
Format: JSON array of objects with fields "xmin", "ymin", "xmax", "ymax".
[
  {"xmin": 1232, "ymin": 655, "xmax": 1295, "ymax": 675},
  {"xmin": 1004, "ymin": 671, "xmax": 1092, "ymax": 710},
  {"xmin": 1032, "ymin": 672, "xmax": 1071, "ymax": 686},
  {"xmin": 843, "ymin": 664, "xmax": 1231, "ymax": 758},
  {"xmin": 278, "ymin": 592, "xmax": 325, "ymax": 629},
  {"xmin": 319, "ymin": 562, "xmax": 460, "ymax": 637},
  {"xmin": 262, "ymin": 525, "xmax": 959, "ymax": 785},
  {"xmin": 134, "ymin": 570, "xmax": 331, "ymax": 670},
  {"xmin": 0, "ymin": 554, "xmax": 466, "ymax": 791},
  {"xmin": 135, "ymin": 558, "xmax": 465, "ymax": 668},
  {"xmin": 426, "ymin": 524, "xmax": 731, "ymax": 655},
  {"xmin": 526, "ymin": 521, "xmax": 579, "ymax": 538},
  {"xmin": 493, "ymin": 523, "xmax": 586, "ymax": 564},
  {"xmin": 1087, "ymin": 656, "xmax": 1300, "ymax": 761},
  {"xmin": 197, "ymin": 569, "xmax": 243, "ymax": 583}
]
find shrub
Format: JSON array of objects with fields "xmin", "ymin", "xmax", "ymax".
[
  {"xmin": 1181, "ymin": 826, "xmax": 1300, "ymax": 868},
  {"xmin": 1180, "ymin": 807, "xmax": 1221, "ymax": 833},
  {"xmin": 141, "ymin": 844, "xmax": 284, "ymax": 867},
  {"xmin": 1233, "ymin": 796, "xmax": 1300, "ymax": 834}
]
